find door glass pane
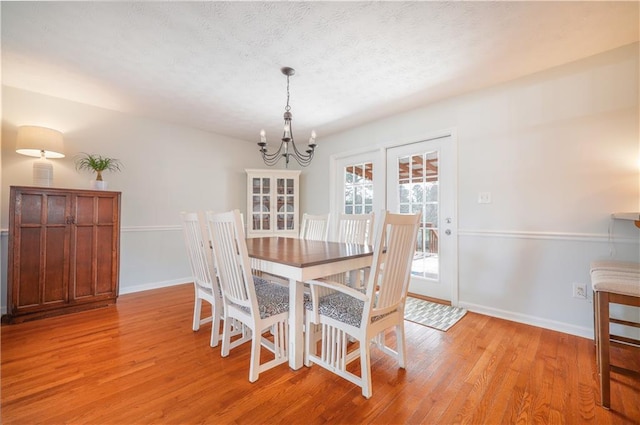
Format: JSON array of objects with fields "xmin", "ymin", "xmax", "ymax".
[
  {"xmin": 398, "ymin": 157, "xmax": 410, "ymax": 184},
  {"xmin": 397, "ymin": 150, "xmax": 439, "ymax": 280},
  {"xmin": 343, "ymin": 162, "xmax": 374, "ymax": 215}
]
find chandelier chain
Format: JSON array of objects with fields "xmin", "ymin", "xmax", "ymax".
[{"xmin": 285, "ymin": 75, "xmax": 291, "ymax": 112}]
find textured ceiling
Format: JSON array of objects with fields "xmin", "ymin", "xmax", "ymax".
[{"xmin": 2, "ymin": 1, "xmax": 638, "ymax": 144}]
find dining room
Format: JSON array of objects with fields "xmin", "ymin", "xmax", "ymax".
[{"xmin": 1, "ymin": 1, "xmax": 639, "ymax": 423}]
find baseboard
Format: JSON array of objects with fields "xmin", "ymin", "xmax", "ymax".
[
  {"xmin": 119, "ymin": 278, "xmax": 191, "ymax": 295},
  {"xmin": 458, "ymin": 301, "xmax": 593, "ymax": 340}
]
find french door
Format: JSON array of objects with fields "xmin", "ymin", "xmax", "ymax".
[
  {"xmin": 386, "ymin": 136, "xmax": 456, "ymax": 302},
  {"xmin": 332, "ymin": 135, "xmax": 457, "ymax": 303}
]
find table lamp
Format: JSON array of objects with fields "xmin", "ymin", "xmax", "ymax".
[{"xmin": 16, "ymin": 126, "xmax": 65, "ymax": 187}]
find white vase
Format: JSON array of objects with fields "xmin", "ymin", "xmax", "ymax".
[{"xmin": 90, "ymin": 180, "xmax": 108, "ymax": 190}]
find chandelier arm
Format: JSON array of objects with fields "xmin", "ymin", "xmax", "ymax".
[
  {"xmin": 289, "ymin": 137, "xmax": 313, "ymax": 159},
  {"xmin": 260, "ymin": 146, "xmax": 284, "ymax": 160},
  {"xmin": 260, "ymin": 142, "xmax": 285, "ymax": 161},
  {"xmin": 289, "ymin": 150, "xmax": 314, "ymax": 167},
  {"xmin": 262, "ymin": 151, "xmax": 285, "ymax": 166}
]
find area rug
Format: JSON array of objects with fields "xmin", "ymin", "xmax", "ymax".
[{"xmin": 404, "ymin": 296, "xmax": 467, "ymax": 331}]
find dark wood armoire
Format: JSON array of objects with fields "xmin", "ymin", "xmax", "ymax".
[{"xmin": 6, "ymin": 186, "xmax": 121, "ymax": 323}]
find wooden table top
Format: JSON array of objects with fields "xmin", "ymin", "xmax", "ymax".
[{"xmin": 246, "ymin": 237, "xmax": 374, "ymax": 268}]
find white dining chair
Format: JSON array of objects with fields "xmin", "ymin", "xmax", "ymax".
[
  {"xmin": 300, "ymin": 213, "xmax": 330, "ymax": 241},
  {"xmin": 330, "ymin": 213, "xmax": 375, "ymax": 287},
  {"xmin": 179, "ymin": 211, "xmax": 223, "ymax": 347},
  {"xmin": 304, "ymin": 210, "xmax": 421, "ymax": 398},
  {"xmin": 336, "ymin": 213, "xmax": 374, "ymax": 245},
  {"xmin": 205, "ymin": 209, "xmax": 290, "ymax": 382}
]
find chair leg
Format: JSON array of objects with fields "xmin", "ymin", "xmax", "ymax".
[
  {"xmin": 396, "ymin": 323, "xmax": 406, "ymax": 368},
  {"xmin": 596, "ymin": 291, "xmax": 611, "ymax": 409},
  {"xmin": 593, "ymin": 292, "xmax": 600, "ymax": 368},
  {"xmin": 593, "ymin": 295, "xmax": 597, "ymax": 345},
  {"xmin": 210, "ymin": 309, "xmax": 221, "ymax": 348},
  {"xmin": 249, "ymin": 334, "xmax": 261, "ymax": 383},
  {"xmin": 360, "ymin": 341, "xmax": 373, "ymax": 399},
  {"xmin": 221, "ymin": 316, "xmax": 232, "ymax": 357},
  {"xmin": 304, "ymin": 320, "xmax": 313, "ymax": 367},
  {"xmin": 193, "ymin": 296, "xmax": 203, "ymax": 331}
]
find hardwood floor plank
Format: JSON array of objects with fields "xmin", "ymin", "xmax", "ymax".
[
  {"xmin": 529, "ymin": 328, "xmax": 559, "ymax": 425},
  {"xmin": 437, "ymin": 322, "xmax": 505, "ymax": 424},
  {"xmin": 549, "ymin": 331, "xmax": 576, "ymax": 425},
  {"xmin": 2, "ymin": 283, "xmax": 638, "ymax": 424},
  {"xmin": 483, "ymin": 320, "xmax": 542, "ymax": 424},
  {"xmin": 451, "ymin": 318, "xmax": 520, "ymax": 424}
]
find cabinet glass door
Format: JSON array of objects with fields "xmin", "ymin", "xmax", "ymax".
[
  {"xmin": 252, "ymin": 177, "xmax": 271, "ymax": 231},
  {"xmin": 276, "ymin": 178, "xmax": 295, "ymax": 231}
]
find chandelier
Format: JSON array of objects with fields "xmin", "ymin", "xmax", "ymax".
[{"xmin": 258, "ymin": 67, "xmax": 317, "ymax": 168}]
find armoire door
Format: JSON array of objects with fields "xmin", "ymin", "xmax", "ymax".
[
  {"xmin": 71, "ymin": 193, "xmax": 120, "ymax": 300},
  {"xmin": 9, "ymin": 189, "xmax": 71, "ymax": 313}
]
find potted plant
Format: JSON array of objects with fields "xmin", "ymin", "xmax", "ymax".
[{"xmin": 75, "ymin": 153, "xmax": 122, "ymax": 190}]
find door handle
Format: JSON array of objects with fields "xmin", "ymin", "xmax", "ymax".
[{"xmin": 445, "ymin": 229, "xmax": 451, "ymax": 235}]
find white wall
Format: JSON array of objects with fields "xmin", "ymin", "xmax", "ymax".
[
  {"xmin": 1, "ymin": 86, "xmax": 265, "ymax": 311},
  {"xmin": 301, "ymin": 43, "xmax": 640, "ymax": 338}
]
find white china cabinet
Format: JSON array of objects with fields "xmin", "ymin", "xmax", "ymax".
[{"xmin": 245, "ymin": 169, "xmax": 300, "ymax": 238}]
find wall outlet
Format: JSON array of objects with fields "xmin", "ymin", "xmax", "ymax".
[{"xmin": 573, "ymin": 283, "xmax": 587, "ymax": 299}]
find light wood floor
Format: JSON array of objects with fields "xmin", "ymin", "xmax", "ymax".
[{"xmin": 2, "ymin": 284, "xmax": 638, "ymax": 424}]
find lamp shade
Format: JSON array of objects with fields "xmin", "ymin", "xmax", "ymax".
[{"xmin": 16, "ymin": 126, "xmax": 65, "ymax": 158}]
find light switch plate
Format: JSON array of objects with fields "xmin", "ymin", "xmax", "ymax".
[{"xmin": 478, "ymin": 192, "xmax": 492, "ymax": 204}]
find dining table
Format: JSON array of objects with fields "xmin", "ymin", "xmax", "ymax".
[{"xmin": 246, "ymin": 236, "xmax": 374, "ymax": 370}]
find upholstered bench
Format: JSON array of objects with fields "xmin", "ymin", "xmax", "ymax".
[{"xmin": 590, "ymin": 260, "xmax": 640, "ymax": 409}]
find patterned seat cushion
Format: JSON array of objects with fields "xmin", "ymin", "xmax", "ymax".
[
  {"xmin": 308, "ymin": 291, "xmax": 364, "ymax": 327},
  {"xmin": 304, "ymin": 289, "xmax": 396, "ymax": 328},
  {"xmin": 252, "ymin": 277, "xmax": 289, "ymax": 319},
  {"xmin": 304, "ymin": 292, "xmax": 395, "ymax": 328}
]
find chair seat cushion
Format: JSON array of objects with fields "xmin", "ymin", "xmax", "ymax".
[
  {"xmin": 590, "ymin": 260, "xmax": 640, "ymax": 273},
  {"xmin": 304, "ymin": 291, "xmax": 394, "ymax": 328},
  {"xmin": 253, "ymin": 277, "xmax": 290, "ymax": 319},
  {"xmin": 591, "ymin": 269, "xmax": 640, "ymax": 297}
]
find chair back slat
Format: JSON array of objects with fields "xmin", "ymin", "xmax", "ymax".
[
  {"xmin": 300, "ymin": 213, "xmax": 330, "ymax": 241},
  {"xmin": 337, "ymin": 213, "xmax": 374, "ymax": 245},
  {"xmin": 365, "ymin": 211, "xmax": 421, "ymax": 320},
  {"xmin": 180, "ymin": 212, "xmax": 215, "ymax": 291},
  {"xmin": 206, "ymin": 210, "xmax": 257, "ymax": 314}
]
